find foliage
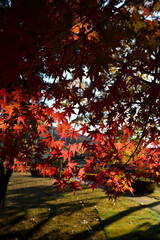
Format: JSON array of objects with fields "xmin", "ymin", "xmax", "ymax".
[
  {"xmin": 0, "ymin": 0, "xmax": 160, "ymax": 205},
  {"xmin": 133, "ymin": 179, "xmax": 156, "ymax": 194}
]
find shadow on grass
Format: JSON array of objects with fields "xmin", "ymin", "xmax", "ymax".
[
  {"xmin": 69, "ymin": 202, "xmax": 160, "ymax": 240},
  {"xmin": 69, "ymin": 224, "xmax": 160, "ymax": 240},
  {"xmin": 109, "ymin": 222, "xmax": 160, "ymax": 240},
  {"xmin": 6, "ymin": 185, "xmax": 60, "ymax": 208},
  {"xmin": 6, "ymin": 185, "xmax": 107, "ymax": 208},
  {"xmin": 0, "ymin": 179, "xmax": 106, "ymax": 240},
  {"xmin": 0, "ymin": 208, "xmax": 26, "ymax": 240},
  {"xmin": 1, "ymin": 173, "xmax": 160, "ymax": 240}
]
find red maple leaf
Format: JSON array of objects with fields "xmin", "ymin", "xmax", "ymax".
[
  {"xmin": 79, "ymin": 124, "xmax": 89, "ymax": 135},
  {"xmin": 16, "ymin": 161, "xmax": 27, "ymax": 175},
  {"xmin": 69, "ymin": 143, "xmax": 78, "ymax": 156},
  {"xmin": 53, "ymin": 178, "xmax": 68, "ymax": 192},
  {"xmin": 69, "ymin": 181, "xmax": 82, "ymax": 193},
  {"xmin": 63, "ymin": 169, "xmax": 72, "ymax": 180},
  {"xmin": 69, "ymin": 129, "xmax": 80, "ymax": 141},
  {"xmin": 61, "ymin": 149, "xmax": 73, "ymax": 162},
  {"xmin": 39, "ymin": 168, "xmax": 47, "ymax": 177},
  {"xmin": 46, "ymin": 167, "xmax": 58, "ymax": 178},
  {"xmin": 77, "ymin": 168, "xmax": 85, "ymax": 181},
  {"xmin": 67, "ymin": 160, "xmax": 77, "ymax": 170},
  {"xmin": 37, "ymin": 124, "xmax": 48, "ymax": 134},
  {"xmin": 64, "ymin": 106, "xmax": 75, "ymax": 119}
]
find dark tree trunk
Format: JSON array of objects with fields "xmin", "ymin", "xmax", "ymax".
[{"xmin": 0, "ymin": 162, "xmax": 12, "ymax": 208}]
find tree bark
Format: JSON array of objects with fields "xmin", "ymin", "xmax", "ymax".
[{"xmin": 0, "ymin": 162, "xmax": 12, "ymax": 208}]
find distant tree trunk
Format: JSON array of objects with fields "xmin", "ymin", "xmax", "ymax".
[{"xmin": 0, "ymin": 162, "xmax": 12, "ymax": 208}]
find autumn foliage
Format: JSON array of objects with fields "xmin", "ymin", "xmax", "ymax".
[{"xmin": 0, "ymin": 0, "xmax": 160, "ymax": 207}]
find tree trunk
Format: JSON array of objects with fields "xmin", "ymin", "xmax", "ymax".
[{"xmin": 0, "ymin": 162, "xmax": 12, "ymax": 208}]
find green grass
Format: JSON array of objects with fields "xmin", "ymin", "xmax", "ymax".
[
  {"xmin": 0, "ymin": 172, "xmax": 160, "ymax": 240},
  {"xmin": 98, "ymin": 198, "xmax": 160, "ymax": 240}
]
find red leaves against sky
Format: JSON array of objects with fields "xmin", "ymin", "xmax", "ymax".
[{"xmin": 0, "ymin": 0, "xmax": 160, "ymax": 196}]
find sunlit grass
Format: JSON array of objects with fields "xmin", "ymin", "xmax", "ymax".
[
  {"xmin": 0, "ymin": 172, "xmax": 160, "ymax": 240},
  {"xmin": 98, "ymin": 198, "xmax": 160, "ymax": 240}
]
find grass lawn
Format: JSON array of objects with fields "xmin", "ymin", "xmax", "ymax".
[{"xmin": 0, "ymin": 172, "xmax": 160, "ymax": 240}]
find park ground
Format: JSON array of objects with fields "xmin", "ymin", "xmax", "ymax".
[{"xmin": 0, "ymin": 172, "xmax": 160, "ymax": 240}]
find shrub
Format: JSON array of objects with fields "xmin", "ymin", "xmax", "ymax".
[
  {"xmin": 30, "ymin": 169, "xmax": 41, "ymax": 177},
  {"xmin": 85, "ymin": 173, "xmax": 96, "ymax": 181},
  {"xmin": 133, "ymin": 179, "xmax": 156, "ymax": 194}
]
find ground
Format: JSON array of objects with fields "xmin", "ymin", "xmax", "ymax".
[{"xmin": 0, "ymin": 172, "xmax": 160, "ymax": 240}]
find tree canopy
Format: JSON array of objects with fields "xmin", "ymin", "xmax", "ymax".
[{"xmin": 0, "ymin": 0, "xmax": 160, "ymax": 207}]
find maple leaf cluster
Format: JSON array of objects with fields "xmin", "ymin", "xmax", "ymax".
[{"xmin": 0, "ymin": 0, "xmax": 160, "ymax": 199}]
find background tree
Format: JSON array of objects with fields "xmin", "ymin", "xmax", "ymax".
[{"xmin": 0, "ymin": 0, "xmax": 160, "ymax": 207}]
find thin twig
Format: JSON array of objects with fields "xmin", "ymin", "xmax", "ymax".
[
  {"xmin": 123, "ymin": 46, "xmax": 160, "ymax": 167},
  {"xmin": 41, "ymin": 46, "xmax": 68, "ymax": 107},
  {"xmin": 41, "ymin": 0, "xmax": 132, "ymax": 107}
]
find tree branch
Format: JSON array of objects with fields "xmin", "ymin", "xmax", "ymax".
[
  {"xmin": 41, "ymin": 46, "xmax": 68, "ymax": 107},
  {"xmin": 123, "ymin": 46, "xmax": 160, "ymax": 167},
  {"xmin": 41, "ymin": 0, "xmax": 132, "ymax": 107}
]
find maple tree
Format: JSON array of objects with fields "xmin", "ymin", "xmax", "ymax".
[{"xmin": 0, "ymin": 0, "xmax": 160, "ymax": 207}]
